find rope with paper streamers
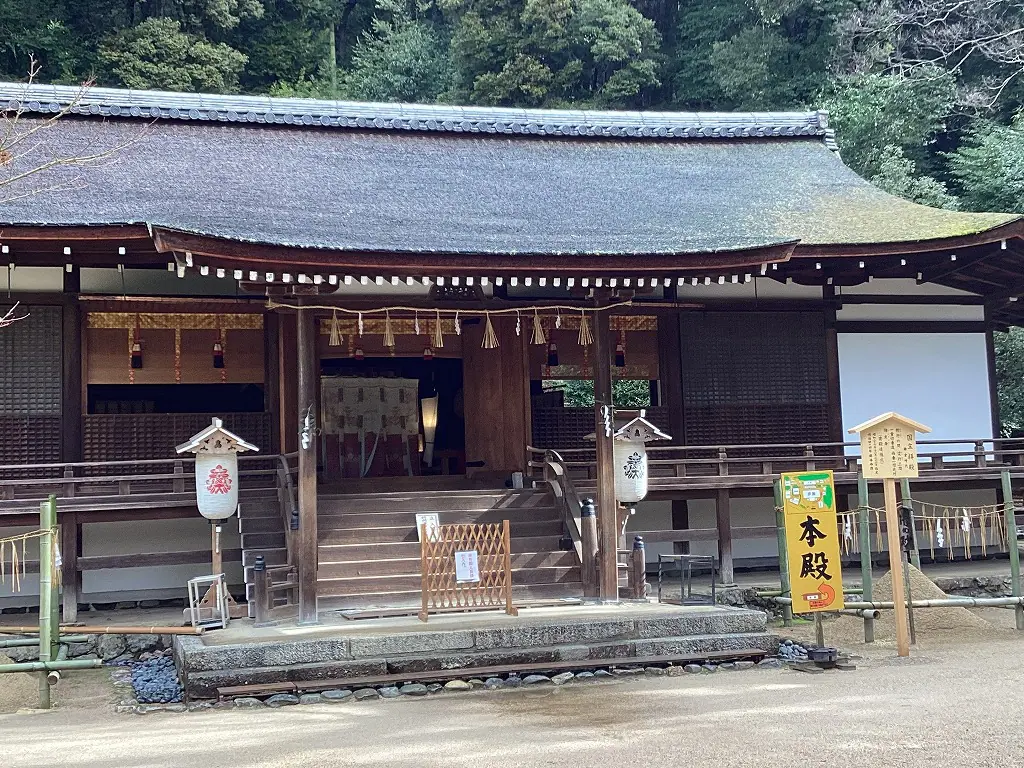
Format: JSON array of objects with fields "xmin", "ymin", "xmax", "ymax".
[
  {"xmin": 830, "ymin": 500, "xmax": 1010, "ymax": 561},
  {"xmin": 266, "ymin": 298, "xmax": 632, "ymax": 350},
  {"xmin": 0, "ymin": 528, "xmax": 59, "ymax": 594}
]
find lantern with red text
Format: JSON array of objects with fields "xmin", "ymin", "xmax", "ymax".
[{"xmin": 175, "ymin": 418, "xmax": 259, "ymax": 521}]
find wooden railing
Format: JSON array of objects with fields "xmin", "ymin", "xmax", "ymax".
[
  {"xmin": 527, "ymin": 438, "xmax": 1024, "ymax": 487},
  {"xmin": 538, "ymin": 450, "xmax": 584, "ymax": 564}
]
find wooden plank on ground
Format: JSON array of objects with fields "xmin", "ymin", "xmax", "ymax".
[{"xmin": 215, "ymin": 648, "xmax": 770, "ymax": 700}]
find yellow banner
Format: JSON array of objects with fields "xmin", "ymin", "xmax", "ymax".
[{"xmin": 782, "ymin": 470, "xmax": 845, "ymax": 613}]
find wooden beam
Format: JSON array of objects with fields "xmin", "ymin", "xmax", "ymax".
[
  {"xmin": 62, "ymin": 269, "xmax": 83, "ymax": 463},
  {"xmin": 593, "ymin": 306, "xmax": 618, "ymax": 602},
  {"xmin": 151, "ymin": 227, "xmax": 796, "ymax": 275},
  {"xmin": 60, "ymin": 513, "xmax": 80, "ymax": 623},
  {"xmin": 264, "ymin": 311, "xmax": 281, "ymax": 453},
  {"xmin": 715, "ymin": 488, "xmax": 734, "ymax": 586},
  {"xmin": 657, "ymin": 306, "xmax": 685, "ymax": 444},
  {"xmin": 296, "ymin": 306, "xmax": 319, "ymax": 624},
  {"xmin": 824, "ymin": 289, "xmax": 843, "ymax": 443},
  {"xmin": 833, "ymin": 321, "xmax": 988, "ymax": 334}
]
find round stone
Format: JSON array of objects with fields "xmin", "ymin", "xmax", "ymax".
[
  {"xmin": 353, "ymin": 688, "xmax": 379, "ymax": 701},
  {"xmin": 504, "ymin": 676, "xmax": 523, "ymax": 688},
  {"xmin": 684, "ymin": 664, "xmax": 703, "ymax": 674},
  {"xmin": 233, "ymin": 697, "xmax": 264, "ymax": 708},
  {"xmin": 444, "ymin": 680, "xmax": 472, "ymax": 691},
  {"xmin": 299, "ymin": 693, "xmax": 323, "ymax": 705},
  {"xmin": 522, "ymin": 674, "xmax": 551, "ymax": 685},
  {"xmin": 400, "ymin": 684, "xmax": 429, "ymax": 696},
  {"xmin": 551, "ymin": 672, "xmax": 574, "ymax": 685},
  {"xmin": 265, "ymin": 694, "xmax": 299, "ymax": 708},
  {"xmin": 484, "ymin": 678, "xmax": 504, "ymax": 689},
  {"xmin": 322, "ymin": 689, "xmax": 353, "ymax": 702},
  {"xmin": 379, "ymin": 686, "xmax": 401, "ymax": 699},
  {"xmin": 644, "ymin": 667, "xmax": 667, "ymax": 676}
]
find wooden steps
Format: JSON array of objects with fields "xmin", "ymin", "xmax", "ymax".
[{"xmin": 238, "ymin": 483, "xmax": 584, "ymax": 615}]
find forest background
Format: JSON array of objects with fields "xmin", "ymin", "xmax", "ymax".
[{"xmin": 2, "ymin": 0, "xmax": 1024, "ymax": 427}]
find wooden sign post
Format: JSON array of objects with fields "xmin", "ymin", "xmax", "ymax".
[{"xmin": 849, "ymin": 412, "xmax": 931, "ymax": 658}]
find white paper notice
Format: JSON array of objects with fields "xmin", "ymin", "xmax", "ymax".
[
  {"xmin": 454, "ymin": 550, "xmax": 480, "ymax": 583},
  {"xmin": 416, "ymin": 513, "xmax": 440, "ymax": 542}
]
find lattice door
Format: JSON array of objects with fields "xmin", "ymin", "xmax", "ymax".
[{"xmin": 419, "ymin": 521, "xmax": 518, "ymax": 622}]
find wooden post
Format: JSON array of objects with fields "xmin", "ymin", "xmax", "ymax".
[
  {"xmin": 593, "ymin": 307, "xmax": 618, "ymax": 602},
  {"xmin": 1000, "ymin": 470, "xmax": 1024, "ymax": 630},
  {"xmin": 629, "ymin": 535, "xmax": 647, "ymax": 599},
  {"xmin": 857, "ymin": 473, "xmax": 874, "ymax": 643},
  {"xmin": 60, "ymin": 511, "xmax": 81, "ymax": 624},
  {"xmin": 211, "ymin": 523, "xmax": 223, "ymax": 577},
  {"xmin": 772, "ymin": 480, "xmax": 792, "ymax": 626},
  {"xmin": 581, "ymin": 497, "xmax": 599, "ymax": 598},
  {"xmin": 899, "ymin": 477, "xmax": 922, "ymax": 570},
  {"xmin": 253, "ymin": 555, "xmax": 269, "ymax": 626},
  {"xmin": 61, "ymin": 270, "xmax": 83, "ymax": 464},
  {"xmin": 883, "ymin": 478, "xmax": 910, "ymax": 657},
  {"xmin": 716, "ymin": 488, "xmax": 734, "ymax": 586},
  {"xmin": 296, "ymin": 308, "xmax": 319, "ymax": 624},
  {"xmin": 814, "ymin": 612, "xmax": 825, "ymax": 648}
]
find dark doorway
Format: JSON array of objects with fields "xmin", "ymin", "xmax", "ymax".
[{"xmin": 319, "ymin": 357, "xmax": 465, "ymax": 475}]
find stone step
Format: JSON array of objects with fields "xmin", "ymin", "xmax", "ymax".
[
  {"xmin": 317, "ymin": 551, "xmax": 577, "ymax": 579},
  {"xmin": 175, "ymin": 607, "xmax": 775, "ymax": 697}
]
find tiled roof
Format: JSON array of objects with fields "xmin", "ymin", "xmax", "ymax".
[
  {"xmin": 0, "ymin": 83, "xmax": 1016, "ymax": 256},
  {"xmin": 0, "ymin": 82, "xmax": 832, "ymax": 141}
]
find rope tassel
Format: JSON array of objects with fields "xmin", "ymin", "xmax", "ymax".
[
  {"xmin": 531, "ymin": 311, "xmax": 546, "ymax": 345},
  {"xmin": 328, "ymin": 310, "xmax": 342, "ymax": 347},
  {"xmin": 482, "ymin": 312, "xmax": 499, "ymax": 348},
  {"xmin": 383, "ymin": 310, "xmax": 395, "ymax": 348},
  {"xmin": 577, "ymin": 311, "xmax": 593, "ymax": 346},
  {"xmin": 433, "ymin": 310, "xmax": 444, "ymax": 349}
]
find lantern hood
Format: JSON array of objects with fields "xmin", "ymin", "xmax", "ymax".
[
  {"xmin": 585, "ymin": 410, "xmax": 671, "ymax": 443},
  {"xmin": 175, "ymin": 417, "xmax": 260, "ymax": 455}
]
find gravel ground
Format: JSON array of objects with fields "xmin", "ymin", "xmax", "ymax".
[{"xmin": 2, "ymin": 631, "xmax": 1024, "ymax": 768}]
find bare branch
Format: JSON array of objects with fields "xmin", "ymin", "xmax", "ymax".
[{"xmin": 0, "ymin": 302, "xmax": 28, "ymax": 329}]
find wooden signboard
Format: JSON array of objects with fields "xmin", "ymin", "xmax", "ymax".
[
  {"xmin": 781, "ymin": 471, "xmax": 844, "ymax": 614},
  {"xmin": 849, "ymin": 412, "xmax": 932, "ymax": 657},
  {"xmin": 419, "ymin": 521, "xmax": 517, "ymax": 622}
]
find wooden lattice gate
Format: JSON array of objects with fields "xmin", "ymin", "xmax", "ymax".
[{"xmin": 419, "ymin": 521, "xmax": 518, "ymax": 622}]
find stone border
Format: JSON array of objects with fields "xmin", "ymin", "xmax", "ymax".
[{"xmin": 113, "ymin": 657, "xmax": 787, "ymax": 714}]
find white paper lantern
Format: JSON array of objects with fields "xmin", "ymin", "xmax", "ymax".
[
  {"xmin": 176, "ymin": 418, "xmax": 259, "ymax": 521},
  {"xmin": 611, "ymin": 415, "xmax": 671, "ymax": 505},
  {"xmin": 614, "ymin": 439, "xmax": 648, "ymax": 504},
  {"xmin": 194, "ymin": 451, "xmax": 240, "ymax": 520}
]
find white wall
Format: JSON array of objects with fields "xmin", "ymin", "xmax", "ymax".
[
  {"xmin": 838, "ymin": 332, "xmax": 993, "ymax": 448},
  {"xmin": 0, "ymin": 518, "xmax": 243, "ymax": 605}
]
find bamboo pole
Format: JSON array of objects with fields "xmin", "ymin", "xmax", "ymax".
[
  {"xmin": 1001, "ymin": 470, "xmax": 1023, "ymax": 631},
  {"xmin": 0, "ymin": 636, "xmax": 90, "ymax": 648},
  {"xmin": 899, "ymin": 478, "xmax": 922, "ymax": 570},
  {"xmin": 0, "ymin": 626, "xmax": 203, "ymax": 635},
  {"xmin": 49, "ymin": 497, "xmax": 60, "ymax": 661},
  {"xmin": 772, "ymin": 479, "xmax": 792, "ymax": 627},
  {"xmin": 773, "ymin": 596, "xmax": 1024, "ymax": 608},
  {"xmin": 0, "ymin": 659, "xmax": 102, "ymax": 674},
  {"xmin": 857, "ymin": 474, "xmax": 874, "ymax": 643},
  {"xmin": 37, "ymin": 499, "xmax": 55, "ymax": 709}
]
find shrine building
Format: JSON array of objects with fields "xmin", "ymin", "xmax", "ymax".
[{"xmin": 1, "ymin": 82, "xmax": 1022, "ymax": 621}]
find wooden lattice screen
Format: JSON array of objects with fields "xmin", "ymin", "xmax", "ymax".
[
  {"xmin": 680, "ymin": 311, "xmax": 830, "ymax": 446},
  {"xmin": 419, "ymin": 521, "xmax": 518, "ymax": 622}
]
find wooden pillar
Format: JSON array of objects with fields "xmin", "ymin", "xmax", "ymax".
[
  {"xmin": 824, "ymin": 288, "xmax": 843, "ymax": 443},
  {"xmin": 657, "ymin": 304, "xmax": 685, "ymax": 444},
  {"xmin": 594, "ymin": 307, "xmax": 618, "ymax": 601},
  {"xmin": 671, "ymin": 499, "xmax": 689, "ymax": 555},
  {"xmin": 296, "ymin": 308, "xmax": 318, "ymax": 624},
  {"xmin": 263, "ymin": 311, "xmax": 281, "ymax": 453},
  {"xmin": 716, "ymin": 488, "xmax": 734, "ymax": 585},
  {"xmin": 61, "ymin": 268, "xmax": 82, "ymax": 463},
  {"xmin": 60, "ymin": 512, "xmax": 81, "ymax": 623}
]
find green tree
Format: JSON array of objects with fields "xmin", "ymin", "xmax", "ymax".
[
  {"xmin": 545, "ymin": 379, "xmax": 651, "ymax": 408},
  {"xmin": 995, "ymin": 329, "xmax": 1024, "ymax": 437},
  {"xmin": 948, "ymin": 117, "xmax": 1024, "ymax": 213},
  {"xmin": 98, "ymin": 17, "xmax": 248, "ymax": 91},
  {"xmin": 341, "ymin": 11, "xmax": 454, "ymax": 102},
  {"xmin": 868, "ymin": 145, "xmax": 959, "ymax": 209}
]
